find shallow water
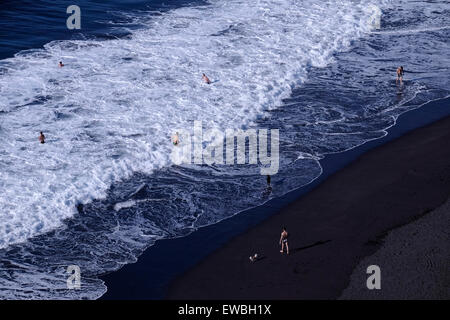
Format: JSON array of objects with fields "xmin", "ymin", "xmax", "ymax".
[{"xmin": 0, "ymin": 0, "xmax": 449, "ymax": 299}]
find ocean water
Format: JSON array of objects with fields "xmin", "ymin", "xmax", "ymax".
[{"xmin": 0, "ymin": 0, "xmax": 449, "ymax": 299}]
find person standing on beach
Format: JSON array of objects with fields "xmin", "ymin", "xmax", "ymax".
[
  {"xmin": 39, "ymin": 131, "xmax": 45, "ymax": 144},
  {"xmin": 396, "ymin": 66, "xmax": 404, "ymax": 84},
  {"xmin": 279, "ymin": 227, "xmax": 289, "ymax": 254}
]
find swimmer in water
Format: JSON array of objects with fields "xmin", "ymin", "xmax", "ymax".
[
  {"xmin": 59, "ymin": 61, "xmax": 64, "ymax": 67},
  {"xmin": 39, "ymin": 131, "xmax": 45, "ymax": 144},
  {"xmin": 202, "ymin": 73, "xmax": 211, "ymax": 84},
  {"xmin": 172, "ymin": 132, "xmax": 180, "ymax": 146},
  {"xmin": 396, "ymin": 66, "xmax": 404, "ymax": 85}
]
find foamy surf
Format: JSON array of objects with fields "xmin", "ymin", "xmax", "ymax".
[
  {"xmin": 0, "ymin": 0, "xmax": 449, "ymax": 300},
  {"xmin": 0, "ymin": 0, "xmax": 387, "ymax": 250}
]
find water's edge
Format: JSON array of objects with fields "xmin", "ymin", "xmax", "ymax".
[{"xmin": 100, "ymin": 95, "xmax": 450, "ymax": 299}]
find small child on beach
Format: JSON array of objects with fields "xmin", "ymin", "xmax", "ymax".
[{"xmin": 249, "ymin": 253, "xmax": 258, "ymax": 262}]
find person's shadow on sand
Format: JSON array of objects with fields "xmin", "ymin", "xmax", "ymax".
[{"xmin": 290, "ymin": 240, "xmax": 331, "ymax": 254}]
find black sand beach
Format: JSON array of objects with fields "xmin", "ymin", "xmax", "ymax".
[
  {"xmin": 101, "ymin": 98, "xmax": 450, "ymax": 299},
  {"xmin": 340, "ymin": 197, "xmax": 450, "ymax": 299},
  {"xmin": 166, "ymin": 107, "xmax": 450, "ymax": 299}
]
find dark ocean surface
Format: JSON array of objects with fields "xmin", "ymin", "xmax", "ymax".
[{"xmin": 0, "ymin": 0, "xmax": 448, "ymax": 299}]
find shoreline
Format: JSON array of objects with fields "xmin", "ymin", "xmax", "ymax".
[{"xmin": 100, "ymin": 96, "xmax": 450, "ymax": 299}]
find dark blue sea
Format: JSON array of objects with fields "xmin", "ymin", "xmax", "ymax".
[{"xmin": 0, "ymin": 0, "xmax": 449, "ymax": 299}]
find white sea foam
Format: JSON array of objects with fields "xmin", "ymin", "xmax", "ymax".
[{"xmin": 0, "ymin": 0, "xmax": 388, "ymax": 249}]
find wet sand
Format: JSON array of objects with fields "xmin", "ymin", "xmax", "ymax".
[{"xmin": 167, "ymin": 114, "xmax": 450, "ymax": 299}]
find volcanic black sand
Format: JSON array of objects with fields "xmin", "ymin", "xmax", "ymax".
[
  {"xmin": 340, "ymin": 196, "xmax": 449, "ymax": 299},
  {"xmin": 167, "ymin": 114, "xmax": 450, "ymax": 299}
]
